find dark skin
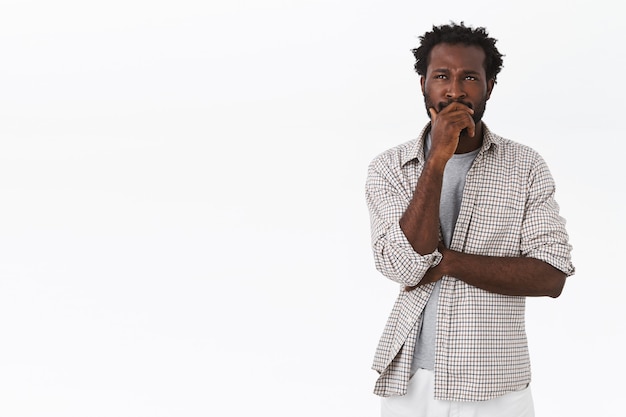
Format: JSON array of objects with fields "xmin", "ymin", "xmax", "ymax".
[{"xmin": 401, "ymin": 43, "xmax": 566, "ymax": 297}]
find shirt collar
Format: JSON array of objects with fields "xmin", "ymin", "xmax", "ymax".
[{"xmin": 400, "ymin": 122, "xmax": 502, "ymax": 168}]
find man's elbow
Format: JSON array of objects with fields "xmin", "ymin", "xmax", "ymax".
[{"xmin": 547, "ymin": 273, "xmax": 567, "ymax": 298}]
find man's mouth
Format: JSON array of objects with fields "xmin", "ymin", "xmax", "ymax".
[{"xmin": 439, "ymin": 101, "xmax": 473, "ymax": 111}]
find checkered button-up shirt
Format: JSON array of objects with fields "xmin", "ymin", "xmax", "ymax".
[{"xmin": 366, "ymin": 124, "xmax": 575, "ymax": 401}]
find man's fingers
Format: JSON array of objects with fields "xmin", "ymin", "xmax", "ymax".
[
  {"xmin": 467, "ymin": 118, "xmax": 476, "ymax": 137},
  {"xmin": 433, "ymin": 102, "xmax": 475, "ymax": 136},
  {"xmin": 428, "ymin": 107, "xmax": 438, "ymax": 121}
]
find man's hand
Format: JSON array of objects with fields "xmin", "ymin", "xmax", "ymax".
[{"xmin": 428, "ymin": 102, "xmax": 475, "ymax": 163}]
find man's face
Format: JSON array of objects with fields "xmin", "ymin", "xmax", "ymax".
[{"xmin": 420, "ymin": 43, "xmax": 495, "ymax": 124}]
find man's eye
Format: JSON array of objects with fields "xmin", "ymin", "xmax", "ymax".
[
  {"xmin": 465, "ymin": 76, "xmax": 477, "ymax": 81},
  {"xmin": 435, "ymin": 74, "xmax": 447, "ymax": 79}
]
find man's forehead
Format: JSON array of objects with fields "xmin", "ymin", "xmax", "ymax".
[{"xmin": 426, "ymin": 43, "xmax": 486, "ymax": 70}]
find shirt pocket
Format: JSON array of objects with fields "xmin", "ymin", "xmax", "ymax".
[{"xmin": 465, "ymin": 203, "xmax": 522, "ymax": 256}]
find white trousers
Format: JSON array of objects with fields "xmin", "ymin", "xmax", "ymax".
[{"xmin": 381, "ymin": 369, "xmax": 535, "ymax": 417}]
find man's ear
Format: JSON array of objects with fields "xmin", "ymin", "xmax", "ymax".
[
  {"xmin": 420, "ymin": 76, "xmax": 425, "ymax": 95},
  {"xmin": 486, "ymin": 78, "xmax": 495, "ymax": 100}
]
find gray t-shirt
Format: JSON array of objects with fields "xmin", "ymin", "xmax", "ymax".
[{"xmin": 411, "ymin": 134, "xmax": 480, "ymax": 374}]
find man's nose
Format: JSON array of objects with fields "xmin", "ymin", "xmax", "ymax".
[{"xmin": 445, "ymin": 79, "xmax": 466, "ymax": 99}]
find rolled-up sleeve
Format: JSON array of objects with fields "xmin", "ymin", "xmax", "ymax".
[
  {"xmin": 521, "ymin": 154, "xmax": 575, "ymax": 276},
  {"xmin": 366, "ymin": 156, "xmax": 442, "ymax": 287}
]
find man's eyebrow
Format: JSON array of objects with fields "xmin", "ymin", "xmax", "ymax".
[{"xmin": 431, "ymin": 68, "xmax": 482, "ymax": 75}]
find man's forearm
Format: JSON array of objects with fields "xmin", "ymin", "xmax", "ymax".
[
  {"xmin": 439, "ymin": 249, "xmax": 567, "ymax": 298},
  {"xmin": 399, "ymin": 157, "xmax": 446, "ymax": 255}
]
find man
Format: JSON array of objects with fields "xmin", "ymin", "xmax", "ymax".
[{"xmin": 365, "ymin": 22, "xmax": 574, "ymax": 416}]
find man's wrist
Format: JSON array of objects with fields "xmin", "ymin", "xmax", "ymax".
[
  {"xmin": 424, "ymin": 153, "xmax": 449, "ymax": 172},
  {"xmin": 438, "ymin": 247, "xmax": 458, "ymax": 277}
]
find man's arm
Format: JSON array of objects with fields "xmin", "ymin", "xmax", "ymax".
[
  {"xmin": 366, "ymin": 104, "xmax": 476, "ymax": 287},
  {"xmin": 409, "ymin": 245, "xmax": 566, "ymax": 298},
  {"xmin": 400, "ymin": 104, "xmax": 476, "ymax": 256},
  {"xmin": 398, "ymin": 154, "xmax": 445, "ymax": 256}
]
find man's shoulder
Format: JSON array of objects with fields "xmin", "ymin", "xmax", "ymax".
[
  {"xmin": 369, "ymin": 138, "xmax": 419, "ymax": 168},
  {"xmin": 486, "ymin": 129, "xmax": 543, "ymax": 163},
  {"xmin": 369, "ymin": 124, "xmax": 430, "ymax": 170}
]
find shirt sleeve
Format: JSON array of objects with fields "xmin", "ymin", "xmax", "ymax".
[
  {"xmin": 365, "ymin": 156, "xmax": 442, "ymax": 287},
  {"xmin": 521, "ymin": 154, "xmax": 575, "ymax": 276}
]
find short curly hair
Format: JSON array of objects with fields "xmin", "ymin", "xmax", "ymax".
[{"xmin": 412, "ymin": 22, "xmax": 504, "ymax": 83}]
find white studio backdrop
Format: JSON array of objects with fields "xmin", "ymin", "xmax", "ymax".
[{"xmin": 0, "ymin": 0, "xmax": 622, "ymax": 416}]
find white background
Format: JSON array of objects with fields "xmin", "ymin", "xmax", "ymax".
[{"xmin": 0, "ymin": 0, "xmax": 623, "ymax": 416}]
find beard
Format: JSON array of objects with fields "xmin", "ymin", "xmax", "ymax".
[{"xmin": 423, "ymin": 94, "xmax": 488, "ymax": 126}]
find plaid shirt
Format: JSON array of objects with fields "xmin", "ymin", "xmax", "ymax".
[{"xmin": 366, "ymin": 124, "xmax": 575, "ymax": 401}]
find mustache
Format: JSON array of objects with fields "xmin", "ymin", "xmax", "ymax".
[{"xmin": 438, "ymin": 100, "xmax": 474, "ymax": 111}]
